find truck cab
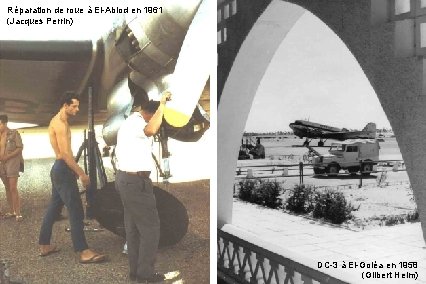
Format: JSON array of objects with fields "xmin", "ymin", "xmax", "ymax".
[{"xmin": 312, "ymin": 139, "xmax": 379, "ymax": 176}]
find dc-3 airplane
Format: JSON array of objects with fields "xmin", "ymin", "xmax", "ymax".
[
  {"xmin": 0, "ymin": 0, "xmax": 211, "ymax": 247},
  {"xmin": 289, "ymin": 120, "xmax": 376, "ymax": 147}
]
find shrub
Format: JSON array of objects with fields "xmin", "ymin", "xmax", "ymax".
[
  {"xmin": 238, "ymin": 179, "xmax": 283, "ymax": 209},
  {"xmin": 256, "ymin": 180, "xmax": 282, "ymax": 209},
  {"xmin": 286, "ymin": 184, "xmax": 315, "ymax": 214},
  {"xmin": 238, "ymin": 179, "xmax": 257, "ymax": 203},
  {"xmin": 312, "ymin": 191, "xmax": 329, "ymax": 219},
  {"xmin": 407, "ymin": 210, "xmax": 419, "ymax": 222},
  {"xmin": 313, "ymin": 189, "xmax": 353, "ymax": 224},
  {"xmin": 384, "ymin": 215, "xmax": 405, "ymax": 226}
]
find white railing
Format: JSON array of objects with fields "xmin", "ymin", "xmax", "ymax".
[{"xmin": 218, "ymin": 228, "xmax": 350, "ymax": 284}]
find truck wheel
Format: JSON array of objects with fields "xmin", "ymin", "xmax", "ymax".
[
  {"xmin": 362, "ymin": 163, "xmax": 373, "ymax": 176},
  {"xmin": 313, "ymin": 168, "xmax": 325, "ymax": 175},
  {"xmin": 327, "ymin": 164, "xmax": 339, "ymax": 176}
]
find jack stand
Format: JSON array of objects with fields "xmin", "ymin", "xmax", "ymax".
[{"xmin": 74, "ymin": 87, "xmax": 108, "ymax": 220}]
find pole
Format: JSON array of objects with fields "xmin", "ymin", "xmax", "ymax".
[
  {"xmin": 299, "ymin": 162, "xmax": 303, "ymax": 185},
  {"xmin": 83, "ymin": 130, "xmax": 87, "ymax": 174},
  {"xmin": 359, "ymin": 160, "xmax": 363, "ymax": 188},
  {"xmin": 86, "ymin": 87, "xmax": 96, "ymax": 219}
]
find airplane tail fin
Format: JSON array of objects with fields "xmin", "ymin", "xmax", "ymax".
[{"xmin": 362, "ymin": 122, "xmax": 376, "ymax": 138}]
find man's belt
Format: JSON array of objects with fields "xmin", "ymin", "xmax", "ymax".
[{"xmin": 123, "ymin": 171, "xmax": 151, "ymax": 178}]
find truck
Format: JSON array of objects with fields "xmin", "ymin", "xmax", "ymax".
[{"xmin": 311, "ymin": 139, "xmax": 380, "ymax": 176}]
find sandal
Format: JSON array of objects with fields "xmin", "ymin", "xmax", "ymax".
[
  {"xmin": 16, "ymin": 215, "xmax": 23, "ymax": 222},
  {"xmin": 79, "ymin": 253, "xmax": 107, "ymax": 264},
  {"xmin": 39, "ymin": 245, "xmax": 60, "ymax": 257},
  {"xmin": 3, "ymin": 213, "xmax": 15, "ymax": 219}
]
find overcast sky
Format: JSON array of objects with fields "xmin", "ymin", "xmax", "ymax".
[{"xmin": 244, "ymin": 11, "xmax": 391, "ymax": 133}]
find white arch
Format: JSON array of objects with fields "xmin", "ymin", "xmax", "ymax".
[{"xmin": 218, "ymin": 1, "xmax": 306, "ymax": 227}]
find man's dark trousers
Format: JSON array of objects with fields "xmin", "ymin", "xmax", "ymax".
[
  {"xmin": 115, "ymin": 170, "xmax": 160, "ymax": 279},
  {"xmin": 39, "ymin": 159, "xmax": 89, "ymax": 251}
]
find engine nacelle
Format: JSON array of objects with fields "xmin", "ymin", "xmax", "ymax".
[{"xmin": 102, "ymin": 1, "xmax": 210, "ymax": 146}]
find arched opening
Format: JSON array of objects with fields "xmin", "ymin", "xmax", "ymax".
[
  {"xmin": 219, "ymin": 0, "xmax": 395, "ymax": 226},
  {"xmin": 219, "ymin": 0, "xmax": 426, "ymax": 240},
  {"xmin": 218, "ymin": 1, "xmax": 426, "ymax": 282}
]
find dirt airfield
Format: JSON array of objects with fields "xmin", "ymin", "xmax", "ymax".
[
  {"xmin": 235, "ymin": 136, "xmax": 415, "ymax": 229},
  {"xmin": 0, "ymin": 158, "xmax": 209, "ymax": 284}
]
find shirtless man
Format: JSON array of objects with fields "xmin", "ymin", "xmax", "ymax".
[
  {"xmin": 0, "ymin": 114, "xmax": 23, "ymax": 221},
  {"xmin": 38, "ymin": 92, "xmax": 106, "ymax": 263}
]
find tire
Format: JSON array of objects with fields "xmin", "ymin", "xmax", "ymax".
[
  {"xmin": 327, "ymin": 164, "xmax": 339, "ymax": 176},
  {"xmin": 362, "ymin": 163, "xmax": 373, "ymax": 176},
  {"xmin": 313, "ymin": 167, "xmax": 325, "ymax": 175},
  {"xmin": 318, "ymin": 141, "xmax": 324, "ymax": 147}
]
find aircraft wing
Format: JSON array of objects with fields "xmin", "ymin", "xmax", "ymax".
[
  {"xmin": 292, "ymin": 128, "xmax": 375, "ymax": 140},
  {"xmin": 0, "ymin": 40, "xmax": 110, "ymax": 126},
  {"xmin": 318, "ymin": 131, "xmax": 374, "ymax": 140},
  {"xmin": 0, "ymin": 1, "xmax": 210, "ymax": 143}
]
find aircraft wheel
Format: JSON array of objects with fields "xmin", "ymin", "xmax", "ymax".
[
  {"xmin": 318, "ymin": 141, "xmax": 324, "ymax": 147},
  {"xmin": 327, "ymin": 164, "xmax": 339, "ymax": 176}
]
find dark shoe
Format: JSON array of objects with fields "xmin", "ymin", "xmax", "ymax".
[{"xmin": 137, "ymin": 273, "xmax": 165, "ymax": 283}]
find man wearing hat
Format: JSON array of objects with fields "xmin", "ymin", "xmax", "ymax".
[{"xmin": 251, "ymin": 137, "xmax": 266, "ymax": 159}]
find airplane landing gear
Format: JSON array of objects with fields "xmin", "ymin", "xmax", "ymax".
[
  {"xmin": 318, "ymin": 139, "xmax": 324, "ymax": 147},
  {"xmin": 303, "ymin": 139, "xmax": 311, "ymax": 147}
]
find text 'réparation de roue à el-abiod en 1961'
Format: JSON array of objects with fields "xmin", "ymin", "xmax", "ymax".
[{"xmin": 6, "ymin": 5, "xmax": 163, "ymax": 26}]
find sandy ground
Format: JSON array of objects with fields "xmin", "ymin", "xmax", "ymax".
[
  {"xmin": 0, "ymin": 158, "xmax": 209, "ymax": 284},
  {"xmin": 235, "ymin": 137, "xmax": 416, "ymax": 230},
  {"xmin": 234, "ymin": 179, "xmax": 416, "ymax": 231}
]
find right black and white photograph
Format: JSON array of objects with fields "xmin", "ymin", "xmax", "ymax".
[{"xmin": 218, "ymin": 1, "xmax": 426, "ymax": 283}]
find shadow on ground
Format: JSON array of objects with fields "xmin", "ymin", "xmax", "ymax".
[
  {"xmin": 313, "ymin": 174, "xmax": 377, "ymax": 180},
  {"xmin": 0, "ymin": 158, "xmax": 209, "ymax": 284}
]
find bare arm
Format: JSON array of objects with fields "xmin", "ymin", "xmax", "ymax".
[
  {"xmin": 3, "ymin": 147, "xmax": 22, "ymax": 161},
  {"xmin": 144, "ymin": 92, "xmax": 171, "ymax": 137}
]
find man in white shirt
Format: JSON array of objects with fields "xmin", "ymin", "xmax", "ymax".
[{"xmin": 115, "ymin": 91, "xmax": 171, "ymax": 283}]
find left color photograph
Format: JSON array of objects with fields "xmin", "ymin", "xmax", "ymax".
[{"xmin": 0, "ymin": 0, "xmax": 212, "ymax": 283}]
